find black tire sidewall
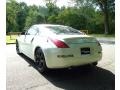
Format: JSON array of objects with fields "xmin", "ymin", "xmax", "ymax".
[
  {"xmin": 35, "ymin": 48, "xmax": 48, "ymax": 73},
  {"xmin": 16, "ymin": 41, "xmax": 20, "ymax": 54}
]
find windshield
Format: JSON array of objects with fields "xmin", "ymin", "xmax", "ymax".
[{"xmin": 46, "ymin": 25, "xmax": 84, "ymax": 35}]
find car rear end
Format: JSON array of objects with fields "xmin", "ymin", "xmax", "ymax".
[{"xmin": 44, "ymin": 35, "xmax": 102, "ymax": 69}]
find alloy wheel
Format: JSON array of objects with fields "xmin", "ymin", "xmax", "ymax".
[{"xmin": 35, "ymin": 48, "xmax": 48, "ymax": 73}]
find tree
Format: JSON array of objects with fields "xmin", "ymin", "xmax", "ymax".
[
  {"xmin": 44, "ymin": 0, "xmax": 60, "ymax": 20},
  {"xmin": 56, "ymin": 8, "xmax": 88, "ymax": 29},
  {"xmin": 6, "ymin": 0, "xmax": 114, "ymax": 34},
  {"xmin": 25, "ymin": 5, "xmax": 45, "ymax": 28},
  {"xmin": 72, "ymin": 0, "xmax": 115, "ymax": 34},
  {"xmin": 16, "ymin": 2, "xmax": 28, "ymax": 32},
  {"xmin": 38, "ymin": 6, "xmax": 49, "ymax": 23},
  {"xmin": 6, "ymin": 0, "xmax": 20, "ymax": 33},
  {"xmin": 96, "ymin": 0, "xmax": 110, "ymax": 34}
]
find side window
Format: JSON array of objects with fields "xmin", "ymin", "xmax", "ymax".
[
  {"xmin": 26, "ymin": 26, "xmax": 38, "ymax": 35},
  {"xmin": 38, "ymin": 27, "xmax": 50, "ymax": 36}
]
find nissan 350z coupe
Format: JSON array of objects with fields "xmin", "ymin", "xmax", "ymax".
[{"xmin": 16, "ymin": 24, "xmax": 102, "ymax": 73}]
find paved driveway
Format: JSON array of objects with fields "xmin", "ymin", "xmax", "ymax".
[{"xmin": 6, "ymin": 44, "xmax": 115, "ymax": 90}]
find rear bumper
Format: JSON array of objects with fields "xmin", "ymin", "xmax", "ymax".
[{"xmin": 44, "ymin": 47, "xmax": 102, "ymax": 69}]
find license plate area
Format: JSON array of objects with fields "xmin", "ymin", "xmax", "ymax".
[{"xmin": 81, "ymin": 47, "xmax": 90, "ymax": 55}]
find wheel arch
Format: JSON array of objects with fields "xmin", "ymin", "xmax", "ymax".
[
  {"xmin": 34, "ymin": 46, "xmax": 49, "ymax": 73},
  {"xmin": 34, "ymin": 46, "xmax": 41, "ymax": 59},
  {"xmin": 34, "ymin": 46, "xmax": 46, "ymax": 62},
  {"xmin": 33, "ymin": 45, "xmax": 49, "ymax": 68}
]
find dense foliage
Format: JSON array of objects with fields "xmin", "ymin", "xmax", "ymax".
[{"xmin": 6, "ymin": 0, "xmax": 114, "ymax": 34}]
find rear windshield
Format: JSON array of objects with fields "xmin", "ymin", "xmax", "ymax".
[{"xmin": 46, "ymin": 26, "xmax": 84, "ymax": 35}]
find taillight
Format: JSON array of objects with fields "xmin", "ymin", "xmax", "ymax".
[{"xmin": 49, "ymin": 38, "xmax": 69, "ymax": 48}]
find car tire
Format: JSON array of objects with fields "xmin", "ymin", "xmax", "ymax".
[
  {"xmin": 92, "ymin": 62, "xmax": 98, "ymax": 66},
  {"xmin": 16, "ymin": 40, "xmax": 21, "ymax": 54},
  {"xmin": 35, "ymin": 48, "xmax": 48, "ymax": 73}
]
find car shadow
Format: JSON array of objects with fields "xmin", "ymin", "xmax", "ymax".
[{"xmin": 19, "ymin": 53, "xmax": 115, "ymax": 90}]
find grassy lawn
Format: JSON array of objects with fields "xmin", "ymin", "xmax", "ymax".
[{"xmin": 6, "ymin": 35, "xmax": 18, "ymax": 44}]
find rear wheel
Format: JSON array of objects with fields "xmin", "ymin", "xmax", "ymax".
[
  {"xmin": 35, "ymin": 48, "xmax": 48, "ymax": 73},
  {"xmin": 16, "ymin": 40, "xmax": 21, "ymax": 54}
]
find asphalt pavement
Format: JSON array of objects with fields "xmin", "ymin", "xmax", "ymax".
[
  {"xmin": 96, "ymin": 37, "xmax": 115, "ymax": 44},
  {"xmin": 6, "ymin": 43, "xmax": 115, "ymax": 90}
]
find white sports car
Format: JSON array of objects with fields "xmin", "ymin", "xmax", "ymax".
[{"xmin": 16, "ymin": 24, "xmax": 102, "ymax": 73}]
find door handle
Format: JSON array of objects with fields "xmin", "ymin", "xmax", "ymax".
[{"xmin": 31, "ymin": 38, "xmax": 34, "ymax": 43}]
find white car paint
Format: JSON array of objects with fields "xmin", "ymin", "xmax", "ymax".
[{"xmin": 16, "ymin": 24, "xmax": 102, "ymax": 69}]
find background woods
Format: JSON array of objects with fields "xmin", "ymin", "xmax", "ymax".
[{"xmin": 6, "ymin": 0, "xmax": 115, "ymax": 34}]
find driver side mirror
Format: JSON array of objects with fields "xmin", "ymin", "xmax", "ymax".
[{"xmin": 21, "ymin": 31, "xmax": 25, "ymax": 35}]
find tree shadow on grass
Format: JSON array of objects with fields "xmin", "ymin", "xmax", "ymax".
[{"xmin": 19, "ymin": 53, "xmax": 115, "ymax": 90}]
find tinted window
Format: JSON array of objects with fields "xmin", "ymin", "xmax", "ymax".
[
  {"xmin": 46, "ymin": 26, "xmax": 84, "ymax": 35},
  {"xmin": 27, "ymin": 26, "xmax": 38, "ymax": 35},
  {"xmin": 38, "ymin": 26, "xmax": 54, "ymax": 36}
]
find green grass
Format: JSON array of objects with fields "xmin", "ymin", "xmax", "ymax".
[
  {"xmin": 89, "ymin": 34, "xmax": 115, "ymax": 38},
  {"xmin": 6, "ymin": 35, "xmax": 18, "ymax": 44}
]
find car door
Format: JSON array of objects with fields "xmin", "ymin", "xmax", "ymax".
[{"xmin": 24, "ymin": 26, "xmax": 39, "ymax": 57}]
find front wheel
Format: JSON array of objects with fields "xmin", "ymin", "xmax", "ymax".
[{"xmin": 35, "ymin": 48, "xmax": 48, "ymax": 73}]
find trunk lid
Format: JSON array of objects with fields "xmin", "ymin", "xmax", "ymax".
[{"xmin": 55, "ymin": 35, "xmax": 97, "ymax": 44}]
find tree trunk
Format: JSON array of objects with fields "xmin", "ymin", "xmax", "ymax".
[
  {"xmin": 98, "ymin": 0, "xmax": 109, "ymax": 34},
  {"xmin": 103, "ymin": 1, "xmax": 109, "ymax": 34}
]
